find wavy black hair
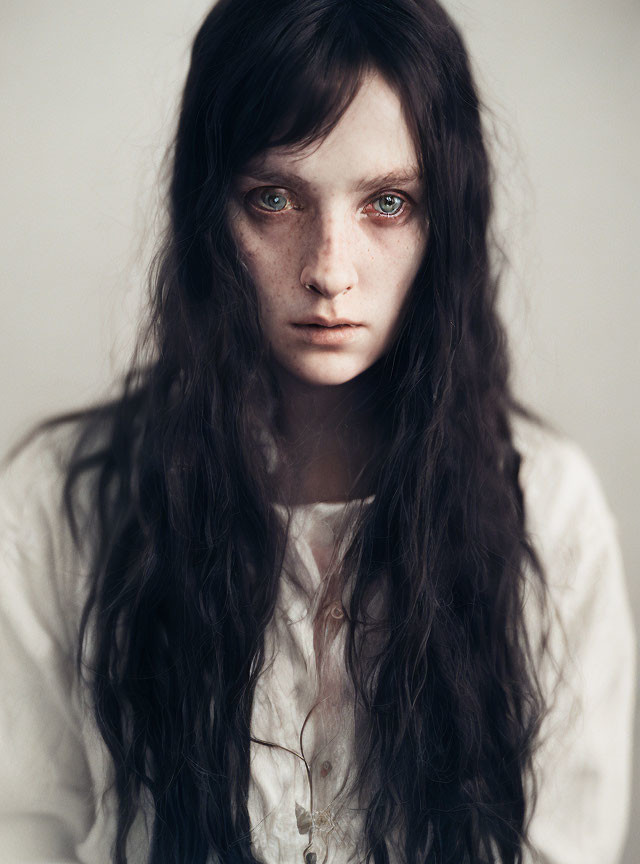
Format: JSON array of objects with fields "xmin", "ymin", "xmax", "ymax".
[{"xmin": 42, "ymin": 0, "xmax": 549, "ymax": 862}]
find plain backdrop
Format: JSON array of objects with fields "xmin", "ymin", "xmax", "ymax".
[{"xmin": 1, "ymin": 0, "xmax": 638, "ymax": 860}]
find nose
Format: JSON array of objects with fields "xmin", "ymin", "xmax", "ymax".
[{"xmin": 299, "ymin": 211, "xmax": 359, "ymax": 298}]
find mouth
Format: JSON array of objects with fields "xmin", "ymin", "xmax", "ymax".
[
  {"xmin": 290, "ymin": 321, "xmax": 364, "ymax": 346},
  {"xmin": 294, "ymin": 323, "xmax": 360, "ymax": 329},
  {"xmin": 293, "ymin": 317, "xmax": 362, "ymax": 328}
]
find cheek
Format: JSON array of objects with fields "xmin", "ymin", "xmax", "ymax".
[
  {"xmin": 231, "ymin": 216, "xmax": 300, "ymax": 292},
  {"xmin": 232, "ymin": 221, "xmax": 321, "ymax": 344},
  {"xmin": 360, "ymin": 223, "xmax": 427, "ymax": 309}
]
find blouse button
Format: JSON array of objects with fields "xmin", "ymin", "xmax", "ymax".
[
  {"xmin": 329, "ymin": 603, "xmax": 344, "ymax": 620},
  {"xmin": 320, "ymin": 759, "xmax": 332, "ymax": 777}
]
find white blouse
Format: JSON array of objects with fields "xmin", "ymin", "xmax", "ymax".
[{"xmin": 0, "ymin": 417, "xmax": 635, "ymax": 864}]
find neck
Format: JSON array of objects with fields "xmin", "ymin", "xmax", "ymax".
[{"xmin": 272, "ymin": 366, "xmax": 382, "ymax": 504}]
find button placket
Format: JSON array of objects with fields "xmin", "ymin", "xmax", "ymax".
[{"xmin": 282, "ymin": 499, "xmax": 372, "ymax": 864}]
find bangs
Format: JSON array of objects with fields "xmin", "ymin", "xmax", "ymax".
[
  {"xmin": 265, "ymin": 57, "xmax": 366, "ymax": 153},
  {"xmin": 222, "ymin": 6, "xmax": 372, "ymax": 169}
]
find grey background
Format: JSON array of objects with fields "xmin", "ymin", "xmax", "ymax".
[{"xmin": 0, "ymin": 1, "xmax": 638, "ymax": 859}]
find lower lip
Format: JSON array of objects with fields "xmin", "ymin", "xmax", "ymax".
[{"xmin": 292, "ymin": 324, "xmax": 363, "ymax": 345}]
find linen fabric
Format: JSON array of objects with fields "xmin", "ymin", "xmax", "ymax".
[{"xmin": 0, "ymin": 416, "xmax": 635, "ymax": 864}]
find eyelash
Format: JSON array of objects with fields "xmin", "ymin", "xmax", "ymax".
[{"xmin": 245, "ymin": 187, "xmax": 411, "ymax": 221}]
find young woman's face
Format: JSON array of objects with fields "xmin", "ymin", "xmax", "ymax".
[{"xmin": 228, "ymin": 71, "xmax": 429, "ymax": 389}]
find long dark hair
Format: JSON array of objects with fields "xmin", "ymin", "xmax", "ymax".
[{"xmin": 45, "ymin": 0, "xmax": 548, "ymax": 861}]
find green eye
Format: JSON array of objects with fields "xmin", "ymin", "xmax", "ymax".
[
  {"xmin": 374, "ymin": 194, "xmax": 404, "ymax": 215},
  {"xmin": 259, "ymin": 189, "xmax": 289, "ymax": 211}
]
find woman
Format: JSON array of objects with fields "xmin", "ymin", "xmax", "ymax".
[{"xmin": 0, "ymin": 0, "xmax": 634, "ymax": 863}]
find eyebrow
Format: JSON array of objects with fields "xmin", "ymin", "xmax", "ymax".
[{"xmin": 237, "ymin": 165, "xmax": 422, "ymax": 193}]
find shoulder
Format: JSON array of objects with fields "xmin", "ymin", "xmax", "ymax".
[
  {"xmin": 511, "ymin": 411, "xmax": 634, "ymax": 687},
  {"xmin": 0, "ymin": 423, "xmax": 77, "ymax": 548},
  {"xmin": 511, "ymin": 422, "xmax": 636, "ymax": 862},
  {"xmin": 0, "ymin": 421, "xmax": 97, "ymax": 654},
  {"xmin": 2, "ymin": 420, "xmax": 76, "ymax": 499},
  {"xmin": 511, "ymin": 412, "xmax": 617, "ymax": 569},
  {"xmin": 511, "ymin": 412, "xmax": 632, "ymax": 662},
  {"xmin": 1, "ymin": 407, "xmax": 119, "ymax": 544}
]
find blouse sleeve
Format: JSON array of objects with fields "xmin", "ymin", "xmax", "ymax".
[
  {"xmin": 0, "ymin": 434, "xmax": 94, "ymax": 863},
  {"xmin": 519, "ymin": 428, "xmax": 636, "ymax": 864}
]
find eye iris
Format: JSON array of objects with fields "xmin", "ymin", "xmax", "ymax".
[
  {"xmin": 262, "ymin": 191, "xmax": 287, "ymax": 211},
  {"xmin": 377, "ymin": 194, "xmax": 402, "ymax": 215}
]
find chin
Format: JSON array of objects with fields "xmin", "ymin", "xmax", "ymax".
[{"xmin": 288, "ymin": 361, "xmax": 370, "ymax": 388}]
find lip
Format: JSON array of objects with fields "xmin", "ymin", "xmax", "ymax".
[
  {"xmin": 291, "ymin": 322, "xmax": 363, "ymax": 346},
  {"xmin": 295, "ymin": 316, "xmax": 362, "ymax": 327}
]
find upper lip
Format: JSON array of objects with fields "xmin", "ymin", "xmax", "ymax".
[{"xmin": 294, "ymin": 316, "xmax": 361, "ymax": 327}]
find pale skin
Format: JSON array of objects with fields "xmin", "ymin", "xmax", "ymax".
[{"xmin": 228, "ymin": 71, "xmax": 429, "ymax": 505}]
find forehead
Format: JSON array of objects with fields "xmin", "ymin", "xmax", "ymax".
[{"xmin": 240, "ymin": 71, "xmax": 421, "ymax": 191}]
